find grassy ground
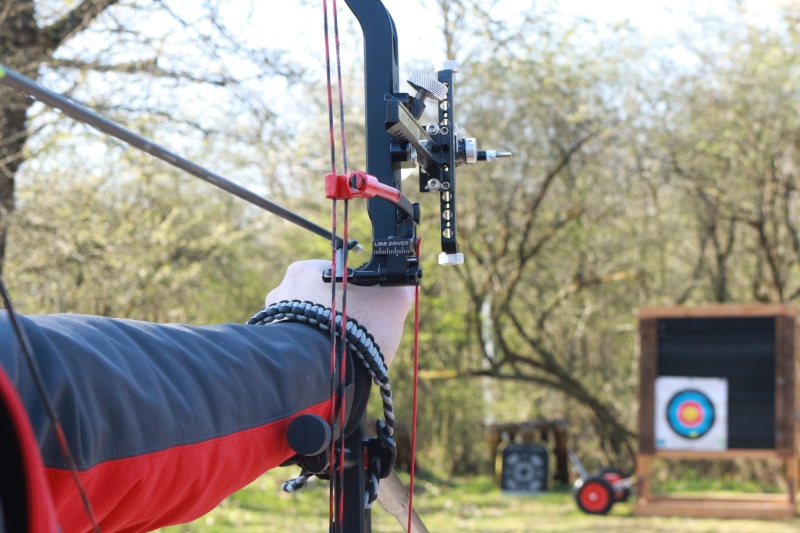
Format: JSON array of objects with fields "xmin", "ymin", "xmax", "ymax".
[{"xmin": 158, "ymin": 471, "xmax": 800, "ymax": 532}]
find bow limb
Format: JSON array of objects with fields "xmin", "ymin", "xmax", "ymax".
[
  {"xmin": 377, "ymin": 470, "xmax": 430, "ymax": 533},
  {"xmin": 330, "ymin": 0, "xmax": 420, "ymax": 287}
]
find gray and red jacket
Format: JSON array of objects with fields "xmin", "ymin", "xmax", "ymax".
[{"xmin": 0, "ymin": 312, "xmax": 357, "ymax": 532}]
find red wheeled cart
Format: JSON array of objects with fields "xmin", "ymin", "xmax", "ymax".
[{"xmin": 569, "ymin": 451, "xmax": 633, "ymax": 515}]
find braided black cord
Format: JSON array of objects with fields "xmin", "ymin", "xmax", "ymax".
[
  {"xmin": 246, "ymin": 300, "xmax": 396, "ymax": 507},
  {"xmin": 281, "ymin": 473, "xmax": 311, "ymax": 493}
]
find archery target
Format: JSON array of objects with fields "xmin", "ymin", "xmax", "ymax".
[
  {"xmin": 667, "ymin": 390, "xmax": 714, "ymax": 438},
  {"xmin": 500, "ymin": 444, "xmax": 549, "ymax": 493},
  {"xmin": 655, "ymin": 377, "xmax": 728, "ymax": 451}
]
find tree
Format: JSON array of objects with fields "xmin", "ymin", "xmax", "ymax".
[
  {"xmin": 1, "ymin": 0, "xmax": 301, "ymax": 272},
  {"xmin": 393, "ymin": 5, "xmax": 651, "ymax": 470},
  {"xmin": 10, "ymin": 147, "xmax": 273, "ymax": 322},
  {"xmin": 1, "ymin": 0, "xmax": 123, "ymax": 270},
  {"xmin": 649, "ymin": 8, "xmax": 800, "ymax": 304}
]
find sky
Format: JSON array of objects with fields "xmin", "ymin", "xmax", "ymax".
[
  {"xmin": 556, "ymin": 0, "xmax": 791, "ymax": 37},
  {"xmin": 250, "ymin": 0, "xmax": 794, "ymax": 76},
  {"xmin": 211, "ymin": 0, "xmax": 798, "ymax": 164}
]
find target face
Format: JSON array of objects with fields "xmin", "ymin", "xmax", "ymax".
[
  {"xmin": 500, "ymin": 444, "xmax": 548, "ymax": 493},
  {"xmin": 666, "ymin": 389, "xmax": 715, "ymax": 439},
  {"xmin": 655, "ymin": 377, "xmax": 728, "ymax": 451}
]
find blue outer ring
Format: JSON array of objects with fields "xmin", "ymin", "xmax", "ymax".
[{"xmin": 666, "ymin": 389, "xmax": 715, "ymax": 439}]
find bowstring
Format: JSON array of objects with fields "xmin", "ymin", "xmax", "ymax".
[
  {"xmin": 322, "ymin": 0, "xmax": 351, "ymax": 530},
  {"xmin": 0, "ymin": 275, "xmax": 102, "ymax": 532},
  {"xmin": 321, "ymin": 0, "xmax": 339, "ymax": 527},
  {"xmin": 323, "ymin": 3, "xmax": 424, "ymax": 532},
  {"xmin": 407, "ymin": 239, "xmax": 422, "ymax": 533},
  {"xmin": 331, "ymin": 0, "xmax": 351, "ymax": 528}
]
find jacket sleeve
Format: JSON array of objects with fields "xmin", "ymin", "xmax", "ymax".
[{"xmin": 0, "ymin": 312, "xmax": 340, "ymax": 532}]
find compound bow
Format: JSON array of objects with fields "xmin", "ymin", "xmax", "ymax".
[
  {"xmin": 284, "ymin": 2, "xmax": 510, "ymax": 532},
  {"xmin": 0, "ymin": 1, "xmax": 509, "ymax": 532}
]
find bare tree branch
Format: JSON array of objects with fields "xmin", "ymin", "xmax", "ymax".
[
  {"xmin": 39, "ymin": 0, "xmax": 121, "ymax": 57},
  {"xmin": 47, "ymin": 57, "xmax": 228, "ymax": 86}
]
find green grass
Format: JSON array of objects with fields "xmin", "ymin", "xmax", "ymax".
[
  {"xmin": 158, "ymin": 470, "xmax": 800, "ymax": 532},
  {"xmin": 653, "ymin": 476, "xmax": 784, "ymax": 496}
]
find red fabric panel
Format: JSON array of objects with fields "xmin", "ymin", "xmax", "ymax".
[
  {"xmin": 0, "ymin": 367, "xmax": 60, "ymax": 532},
  {"xmin": 47, "ymin": 400, "xmax": 331, "ymax": 533}
]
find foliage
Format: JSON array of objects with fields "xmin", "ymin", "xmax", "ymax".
[
  {"xmin": 404, "ymin": 1, "xmax": 648, "ymax": 470},
  {"xmin": 644, "ymin": 8, "xmax": 800, "ymax": 304},
  {"xmin": 401, "ymin": 1, "xmax": 800, "ymax": 476},
  {"xmin": 7, "ymin": 141, "xmax": 278, "ymax": 323},
  {"xmin": 0, "ymin": 0, "xmax": 301, "ymax": 272}
]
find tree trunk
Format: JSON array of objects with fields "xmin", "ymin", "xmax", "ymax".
[
  {"xmin": 0, "ymin": 1, "xmax": 39, "ymax": 273},
  {"xmin": 0, "ymin": 0, "xmax": 120, "ymax": 271}
]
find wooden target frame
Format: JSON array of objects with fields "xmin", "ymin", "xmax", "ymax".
[{"xmin": 635, "ymin": 304, "xmax": 798, "ymax": 518}]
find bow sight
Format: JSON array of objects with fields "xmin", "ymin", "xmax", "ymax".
[
  {"xmin": 395, "ymin": 64, "xmax": 511, "ymax": 267},
  {"xmin": 324, "ymin": 0, "xmax": 510, "ymax": 287}
]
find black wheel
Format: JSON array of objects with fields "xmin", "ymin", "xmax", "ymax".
[
  {"xmin": 598, "ymin": 466, "xmax": 630, "ymax": 503},
  {"xmin": 575, "ymin": 476, "xmax": 615, "ymax": 515}
]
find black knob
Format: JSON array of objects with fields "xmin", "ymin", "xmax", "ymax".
[{"xmin": 287, "ymin": 414, "xmax": 332, "ymax": 456}]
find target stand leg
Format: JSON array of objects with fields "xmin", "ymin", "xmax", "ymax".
[{"xmin": 634, "ymin": 454, "xmax": 652, "ymax": 505}]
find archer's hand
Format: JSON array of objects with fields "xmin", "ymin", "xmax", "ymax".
[{"xmin": 265, "ymin": 260, "xmax": 414, "ymax": 366}]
